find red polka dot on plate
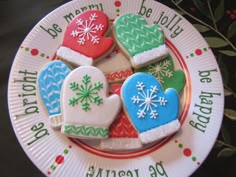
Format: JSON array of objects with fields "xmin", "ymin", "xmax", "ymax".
[
  {"xmin": 31, "ymin": 49, "xmax": 39, "ymax": 56},
  {"xmin": 55, "ymin": 155, "xmax": 64, "ymax": 164},
  {"xmin": 183, "ymin": 148, "xmax": 192, "ymax": 157},
  {"xmin": 195, "ymin": 49, "xmax": 202, "ymax": 56},
  {"xmin": 115, "ymin": 1, "xmax": 121, "ymax": 7}
]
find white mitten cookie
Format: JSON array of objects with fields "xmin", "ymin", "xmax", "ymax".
[{"xmin": 61, "ymin": 66, "xmax": 121, "ymax": 139}]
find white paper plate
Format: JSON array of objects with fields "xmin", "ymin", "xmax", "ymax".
[{"xmin": 8, "ymin": 0, "xmax": 224, "ymax": 176}]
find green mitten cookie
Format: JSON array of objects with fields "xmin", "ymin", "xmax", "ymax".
[
  {"xmin": 113, "ymin": 13, "xmax": 168, "ymax": 68},
  {"xmin": 137, "ymin": 55, "xmax": 185, "ymax": 93}
]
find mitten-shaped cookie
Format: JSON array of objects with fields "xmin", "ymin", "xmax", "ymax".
[
  {"xmin": 37, "ymin": 61, "xmax": 71, "ymax": 128},
  {"xmin": 95, "ymin": 47, "xmax": 133, "ymax": 83},
  {"xmin": 121, "ymin": 73, "xmax": 180, "ymax": 144},
  {"xmin": 57, "ymin": 10, "xmax": 115, "ymax": 66},
  {"xmin": 100, "ymin": 84, "xmax": 142, "ymax": 150},
  {"xmin": 61, "ymin": 66, "xmax": 121, "ymax": 139},
  {"xmin": 113, "ymin": 14, "xmax": 168, "ymax": 68},
  {"xmin": 136, "ymin": 55, "xmax": 186, "ymax": 93}
]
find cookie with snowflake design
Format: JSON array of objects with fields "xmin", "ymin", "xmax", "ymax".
[
  {"xmin": 136, "ymin": 55, "xmax": 185, "ymax": 93},
  {"xmin": 113, "ymin": 13, "xmax": 168, "ymax": 68},
  {"xmin": 121, "ymin": 73, "xmax": 181, "ymax": 144},
  {"xmin": 57, "ymin": 10, "xmax": 115, "ymax": 66},
  {"xmin": 61, "ymin": 66, "xmax": 121, "ymax": 139}
]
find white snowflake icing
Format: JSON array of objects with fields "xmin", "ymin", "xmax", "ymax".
[
  {"xmin": 148, "ymin": 60, "xmax": 173, "ymax": 83},
  {"xmin": 131, "ymin": 82, "xmax": 168, "ymax": 119},
  {"xmin": 70, "ymin": 13, "xmax": 104, "ymax": 45}
]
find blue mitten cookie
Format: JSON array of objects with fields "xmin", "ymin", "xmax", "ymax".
[
  {"xmin": 37, "ymin": 61, "xmax": 71, "ymax": 128},
  {"xmin": 121, "ymin": 73, "xmax": 180, "ymax": 144}
]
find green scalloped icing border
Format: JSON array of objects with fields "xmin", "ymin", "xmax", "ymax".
[{"xmin": 63, "ymin": 124, "xmax": 109, "ymax": 138}]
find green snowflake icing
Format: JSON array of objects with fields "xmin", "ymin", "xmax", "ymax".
[{"xmin": 69, "ymin": 74, "xmax": 103, "ymax": 111}]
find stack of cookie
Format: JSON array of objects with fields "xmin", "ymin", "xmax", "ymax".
[{"xmin": 37, "ymin": 10, "xmax": 185, "ymax": 150}]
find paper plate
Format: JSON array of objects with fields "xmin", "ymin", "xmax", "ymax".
[{"xmin": 8, "ymin": 0, "xmax": 224, "ymax": 176}]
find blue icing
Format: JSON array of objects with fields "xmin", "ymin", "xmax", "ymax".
[
  {"xmin": 38, "ymin": 61, "xmax": 71, "ymax": 117},
  {"xmin": 122, "ymin": 73, "xmax": 179, "ymax": 133}
]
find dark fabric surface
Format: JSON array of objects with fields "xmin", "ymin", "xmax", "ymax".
[{"xmin": 0, "ymin": 0, "xmax": 235, "ymax": 177}]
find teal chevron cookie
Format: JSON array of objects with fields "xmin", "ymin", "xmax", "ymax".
[
  {"xmin": 38, "ymin": 61, "xmax": 71, "ymax": 128},
  {"xmin": 137, "ymin": 55, "xmax": 185, "ymax": 93},
  {"xmin": 113, "ymin": 13, "xmax": 168, "ymax": 68}
]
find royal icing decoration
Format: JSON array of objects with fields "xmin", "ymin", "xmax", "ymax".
[
  {"xmin": 71, "ymin": 13, "xmax": 104, "ymax": 45},
  {"xmin": 61, "ymin": 66, "xmax": 121, "ymax": 139},
  {"xmin": 37, "ymin": 61, "xmax": 71, "ymax": 128},
  {"xmin": 57, "ymin": 10, "xmax": 114, "ymax": 66},
  {"xmin": 137, "ymin": 55, "xmax": 186, "ymax": 93},
  {"xmin": 100, "ymin": 84, "xmax": 142, "ymax": 150},
  {"xmin": 121, "ymin": 73, "xmax": 180, "ymax": 144},
  {"xmin": 113, "ymin": 14, "xmax": 169, "ymax": 68},
  {"xmin": 95, "ymin": 47, "xmax": 133, "ymax": 83},
  {"xmin": 68, "ymin": 75, "xmax": 103, "ymax": 111}
]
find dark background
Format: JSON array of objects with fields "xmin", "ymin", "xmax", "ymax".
[{"xmin": 1, "ymin": 0, "xmax": 236, "ymax": 176}]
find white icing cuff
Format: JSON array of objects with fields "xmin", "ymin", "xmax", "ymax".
[
  {"xmin": 57, "ymin": 46, "xmax": 93, "ymax": 66},
  {"xmin": 139, "ymin": 119, "xmax": 181, "ymax": 144},
  {"xmin": 133, "ymin": 44, "xmax": 168, "ymax": 67},
  {"xmin": 100, "ymin": 138, "xmax": 143, "ymax": 150},
  {"xmin": 49, "ymin": 114, "xmax": 63, "ymax": 129}
]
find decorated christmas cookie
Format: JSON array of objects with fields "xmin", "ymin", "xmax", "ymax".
[
  {"xmin": 137, "ymin": 55, "xmax": 185, "ymax": 93},
  {"xmin": 95, "ymin": 47, "xmax": 133, "ymax": 83},
  {"xmin": 100, "ymin": 84, "xmax": 142, "ymax": 150},
  {"xmin": 61, "ymin": 66, "xmax": 121, "ymax": 139},
  {"xmin": 57, "ymin": 10, "xmax": 115, "ymax": 66},
  {"xmin": 37, "ymin": 61, "xmax": 71, "ymax": 128},
  {"xmin": 121, "ymin": 73, "xmax": 181, "ymax": 144},
  {"xmin": 113, "ymin": 13, "xmax": 168, "ymax": 69}
]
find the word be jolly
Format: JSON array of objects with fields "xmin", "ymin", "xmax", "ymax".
[{"xmin": 138, "ymin": 0, "xmax": 184, "ymax": 38}]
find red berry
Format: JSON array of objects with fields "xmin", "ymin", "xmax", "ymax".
[
  {"xmin": 230, "ymin": 14, "xmax": 236, "ymax": 19},
  {"xmin": 226, "ymin": 10, "xmax": 231, "ymax": 14}
]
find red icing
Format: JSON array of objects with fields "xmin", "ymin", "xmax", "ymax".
[
  {"xmin": 61, "ymin": 10, "xmax": 114, "ymax": 60},
  {"xmin": 109, "ymin": 84, "xmax": 138, "ymax": 138},
  {"xmin": 105, "ymin": 69, "xmax": 133, "ymax": 82}
]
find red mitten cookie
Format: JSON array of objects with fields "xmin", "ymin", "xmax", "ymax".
[
  {"xmin": 100, "ymin": 84, "xmax": 142, "ymax": 150},
  {"xmin": 57, "ymin": 10, "xmax": 115, "ymax": 66}
]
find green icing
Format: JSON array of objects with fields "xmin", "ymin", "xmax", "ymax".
[
  {"xmin": 69, "ymin": 74, "xmax": 103, "ymax": 111},
  {"xmin": 63, "ymin": 124, "xmax": 109, "ymax": 138},
  {"xmin": 114, "ymin": 14, "xmax": 164, "ymax": 56},
  {"xmin": 137, "ymin": 55, "xmax": 185, "ymax": 93}
]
